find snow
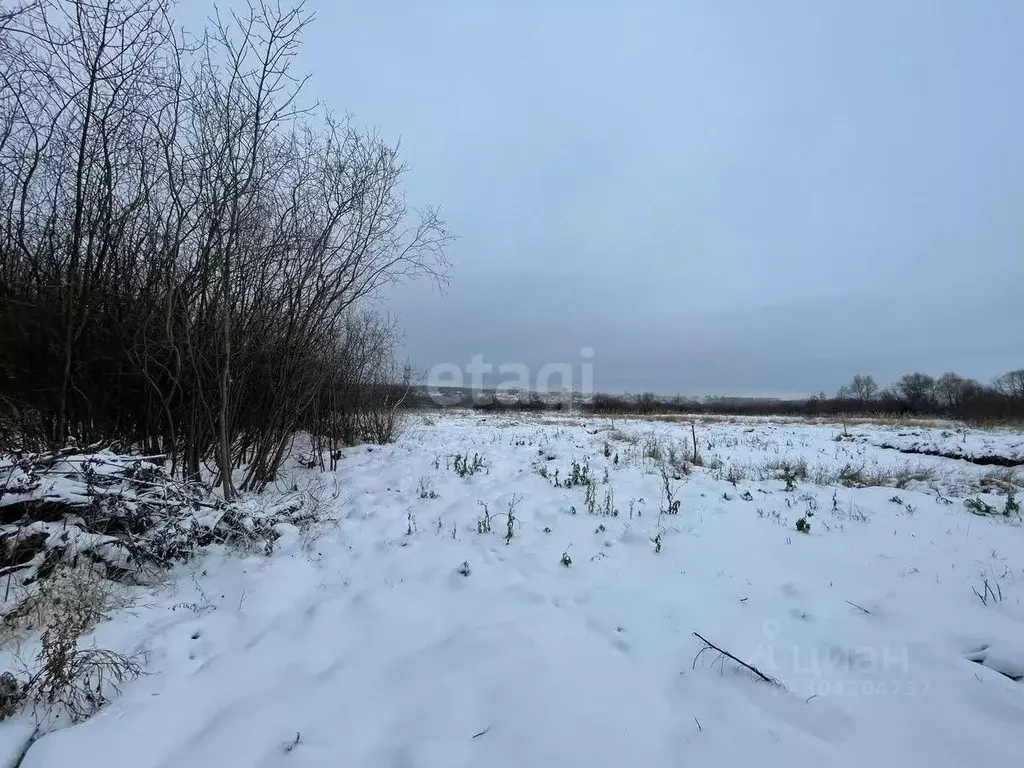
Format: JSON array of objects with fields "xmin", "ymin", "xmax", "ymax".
[
  {"xmin": 843, "ymin": 423, "xmax": 1024, "ymax": 462},
  {"xmin": 0, "ymin": 722, "xmax": 34, "ymax": 768},
  {"xmin": 5, "ymin": 412, "xmax": 1024, "ymax": 767}
]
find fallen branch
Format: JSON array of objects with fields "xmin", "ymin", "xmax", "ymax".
[
  {"xmin": 845, "ymin": 599, "xmax": 871, "ymax": 615},
  {"xmin": 692, "ymin": 632, "xmax": 781, "ymax": 686}
]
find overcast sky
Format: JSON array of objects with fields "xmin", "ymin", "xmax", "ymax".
[{"xmin": 189, "ymin": 0, "xmax": 1023, "ymax": 397}]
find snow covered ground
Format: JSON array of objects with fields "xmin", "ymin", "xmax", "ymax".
[
  {"xmin": 845, "ymin": 422, "xmax": 1024, "ymax": 462},
  {"xmin": 5, "ymin": 411, "xmax": 1024, "ymax": 767}
]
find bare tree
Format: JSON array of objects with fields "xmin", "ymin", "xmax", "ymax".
[
  {"xmin": 837, "ymin": 374, "xmax": 878, "ymax": 404},
  {"xmin": 934, "ymin": 372, "xmax": 980, "ymax": 411},
  {"xmin": 994, "ymin": 369, "xmax": 1024, "ymax": 400},
  {"xmin": 893, "ymin": 373, "xmax": 935, "ymax": 412}
]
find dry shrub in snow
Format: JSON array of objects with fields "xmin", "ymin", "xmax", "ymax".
[
  {"xmin": 0, "ymin": 564, "xmax": 140, "ymax": 724},
  {"xmin": 979, "ymin": 468, "xmax": 1021, "ymax": 495},
  {"xmin": 835, "ymin": 462, "xmax": 935, "ymax": 489},
  {"xmin": 23, "ymin": 569, "xmax": 141, "ymax": 723},
  {"xmin": 607, "ymin": 429, "xmax": 639, "ymax": 445},
  {"xmin": 736, "ymin": 458, "xmax": 937, "ymax": 491},
  {"xmin": 751, "ymin": 458, "xmax": 809, "ymax": 485},
  {"xmin": 1, "ymin": 565, "xmax": 130, "ymax": 649}
]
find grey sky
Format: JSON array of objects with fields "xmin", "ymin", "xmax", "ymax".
[{"xmin": 194, "ymin": 0, "xmax": 1024, "ymax": 397}]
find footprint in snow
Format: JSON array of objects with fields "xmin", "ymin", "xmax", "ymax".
[{"xmin": 780, "ymin": 582, "xmax": 801, "ymax": 597}]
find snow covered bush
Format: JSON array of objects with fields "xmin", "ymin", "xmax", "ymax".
[
  {"xmin": 19, "ymin": 568, "xmax": 142, "ymax": 724},
  {"xmin": 1, "ymin": 447, "xmax": 314, "ymax": 601},
  {"xmin": 0, "ymin": 445, "xmax": 322, "ymax": 726}
]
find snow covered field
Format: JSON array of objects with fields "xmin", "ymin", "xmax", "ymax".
[{"xmin": 6, "ymin": 411, "xmax": 1024, "ymax": 767}]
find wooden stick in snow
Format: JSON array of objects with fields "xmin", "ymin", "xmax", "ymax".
[{"xmin": 692, "ymin": 632, "xmax": 781, "ymax": 686}]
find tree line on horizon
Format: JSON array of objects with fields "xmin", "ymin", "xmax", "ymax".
[
  {"xmin": 411, "ymin": 369, "xmax": 1024, "ymax": 423},
  {"xmin": 585, "ymin": 369, "xmax": 1024, "ymax": 421}
]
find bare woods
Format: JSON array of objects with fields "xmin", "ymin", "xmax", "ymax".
[{"xmin": 0, "ymin": 0, "xmax": 450, "ymax": 494}]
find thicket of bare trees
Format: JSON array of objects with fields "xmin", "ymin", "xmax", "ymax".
[
  {"xmin": 815, "ymin": 369, "xmax": 1024, "ymax": 422},
  {"xmin": 0, "ymin": 0, "xmax": 449, "ymax": 495}
]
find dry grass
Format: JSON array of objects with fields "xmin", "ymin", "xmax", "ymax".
[
  {"xmin": 704, "ymin": 456, "xmax": 725, "ymax": 471},
  {"xmin": 607, "ymin": 429, "xmax": 639, "ymax": 445},
  {"xmin": 824, "ymin": 414, "xmax": 963, "ymax": 429},
  {"xmin": 2, "ymin": 565, "xmax": 142, "ymax": 724},
  {"xmin": 28, "ymin": 620, "xmax": 142, "ymax": 723},
  {"xmin": 832, "ymin": 462, "xmax": 936, "ymax": 489},
  {"xmin": 664, "ymin": 443, "xmax": 692, "ymax": 477},
  {"xmin": 636, "ymin": 433, "xmax": 695, "ymax": 478},
  {"xmin": 978, "ymin": 468, "xmax": 1021, "ymax": 495},
  {"xmin": 643, "ymin": 434, "xmax": 664, "ymax": 462},
  {"xmin": 521, "ymin": 413, "xmax": 585, "ymax": 427},
  {"xmin": 1, "ymin": 565, "xmax": 133, "ymax": 651},
  {"xmin": 647, "ymin": 414, "xmax": 734, "ymax": 425},
  {"xmin": 751, "ymin": 458, "xmax": 810, "ymax": 483},
  {"xmin": 724, "ymin": 465, "xmax": 746, "ymax": 485},
  {"xmin": 886, "ymin": 465, "xmax": 939, "ymax": 489},
  {"xmin": 726, "ymin": 458, "xmax": 938, "ymax": 490}
]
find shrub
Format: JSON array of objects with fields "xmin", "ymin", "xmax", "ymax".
[
  {"xmin": 565, "ymin": 460, "xmax": 592, "ymax": 488},
  {"xmin": 2, "ymin": 565, "xmax": 141, "ymax": 724},
  {"xmin": 29, "ymin": 618, "xmax": 142, "ymax": 723},
  {"xmin": 1005, "ymin": 494, "xmax": 1020, "ymax": 517},
  {"xmin": 3, "ymin": 448, "xmax": 314, "ymax": 581},
  {"xmin": 476, "ymin": 501, "xmax": 493, "ymax": 534},
  {"xmin": 607, "ymin": 430, "xmax": 639, "ymax": 445},
  {"xmin": 643, "ymin": 435, "xmax": 663, "ymax": 462},
  {"xmin": 965, "ymin": 497, "xmax": 998, "ymax": 516},
  {"xmin": 453, "ymin": 453, "xmax": 485, "ymax": 477},
  {"xmin": 659, "ymin": 466, "xmax": 681, "ymax": 515},
  {"xmin": 725, "ymin": 465, "xmax": 746, "ymax": 486}
]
